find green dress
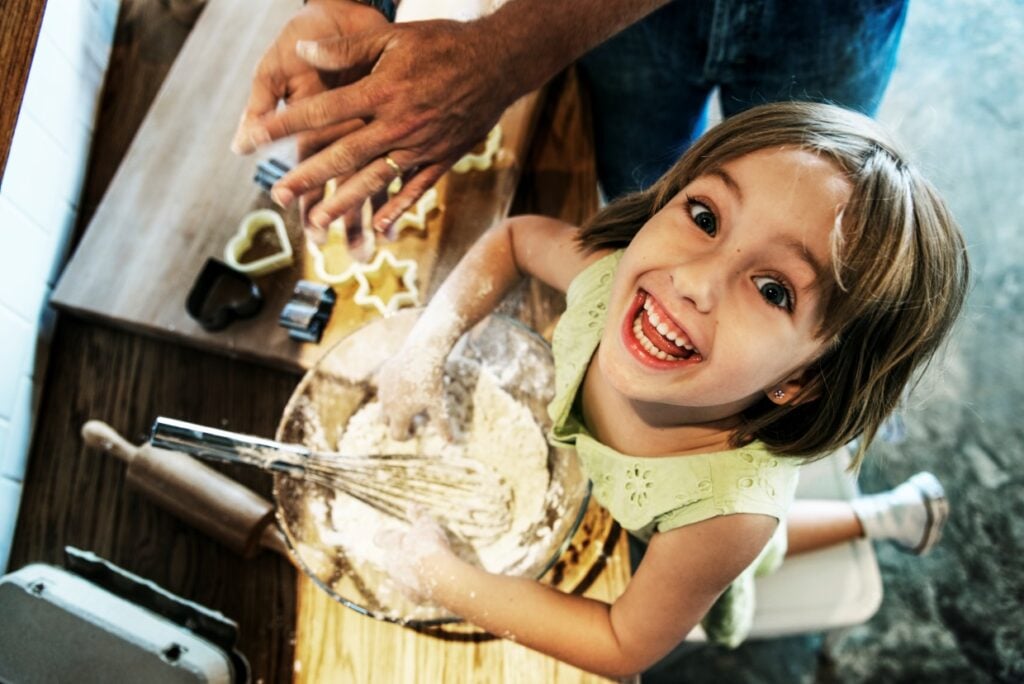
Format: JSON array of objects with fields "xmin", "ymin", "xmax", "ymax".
[{"xmin": 547, "ymin": 250, "xmax": 801, "ymax": 647}]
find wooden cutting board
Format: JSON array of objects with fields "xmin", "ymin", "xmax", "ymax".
[{"xmin": 51, "ymin": 0, "xmax": 540, "ymax": 374}]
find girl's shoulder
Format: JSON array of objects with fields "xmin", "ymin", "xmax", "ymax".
[{"xmin": 564, "ymin": 248, "xmax": 622, "ymax": 303}]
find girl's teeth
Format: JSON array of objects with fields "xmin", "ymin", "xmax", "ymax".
[
  {"xmin": 633, "ymin": 314, "xmax": 682, "ymax": 361},
  {"xmin": 640, "ymin": 294, "xmax": 693, "ymax": 353}
]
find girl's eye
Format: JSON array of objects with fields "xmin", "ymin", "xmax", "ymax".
[
  {"xmin": 685, "ymin": 198, "xmax": 717, "ymax": 236},
  {"xmin": 753, "ymin": 276, "xmax": 794, "ymax": 312}
]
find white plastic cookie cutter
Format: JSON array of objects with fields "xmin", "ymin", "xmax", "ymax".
[
  {"xmin": 307, "ymin": 181, "xmax": 377, "ymax": 284},
  {"xmin": 452, "ymin": 124, "xmax": 503, "ymax": 173},
  {"xmin": 352, "ymin": 248, "xmax": 420, "ymax": 317},
  {"xmin": 307, "ymin": 230, "xmax": 360, "ymax": 285},
  {"xmin": 391, "ymin": 186, "xmax": 439, "ymax": 235},
  {"xmin": 223, "ymin": 209, "xmax": 293, "ymax": 276}
]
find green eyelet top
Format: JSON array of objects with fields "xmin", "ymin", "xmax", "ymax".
[{"xmin": 547, "ymin": 250, "xmax": 801, "ymax": 647}]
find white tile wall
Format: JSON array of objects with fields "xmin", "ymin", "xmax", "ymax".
[{"xmin": 0, "ymin": 0, "xmax": 120, "ymax": 572}]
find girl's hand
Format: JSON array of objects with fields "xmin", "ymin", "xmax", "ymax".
[
  {"xmin": 375, "ymin": 348, "xmax": 450, "ymax": 441},
  {"xmin": 375, "ymin": 511, "xmax": 454, "ymax": 603}
]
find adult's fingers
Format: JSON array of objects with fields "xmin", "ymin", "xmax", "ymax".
[
  {"xmin": 270, "ymin": 123, "xmax": 390, "ymax": 209},
  {"xmin": 231, "ymin": 64, "xmax": 284, "ymax": 154},
  {"xmin": 295, "ymin": 31, "xmax": 391, "ymax": 72},
  {"xmin": 232, "ymin": 32, "xmax": 390, "ymax": 153},
  {"xmin": 297, "ymin": 187, "xmax": 326, "ymax": 244},
  {"xmin": 296, "ymin": 119, "xmax": 365, "ymax": 160},
  {"xmin": 307, "ymin": 155, "xmax": 406, "ymax": 230},
  {"xmin": 236, "ymin": 84, "xmax": 374, "ymax": 156},
  {"xmin": 375, "ymin": 163, "xmax": 449, "ymax": 233}
]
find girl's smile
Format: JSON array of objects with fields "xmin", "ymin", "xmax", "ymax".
[{"xmin": 622, "ymin": 290, "xmax": 703, "ymax": 368}]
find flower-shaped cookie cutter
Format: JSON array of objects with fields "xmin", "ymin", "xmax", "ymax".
[
  {"xmin": 452, "ymin": 124, "xmax": 503, "ymax": 173},
  {"xmin": 351, "ymin": 248, "xmax": 419, "ymax": 317},
  {"xmin": 223, "ymin": 209, "xmax": 293, "ymax": 276},
  {"xmin": 279, "ymin": 280, "xmax": 336, "ymax": 343},
  {"xmin": 306, "ymin": 228, "xmax": 362, "ymax": 285},
  {"xmin": 307, "ymin": 186, "xmax": 378, "ymax": 283}
]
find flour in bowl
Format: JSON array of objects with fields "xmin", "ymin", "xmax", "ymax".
[{"xmin": 311, "ymin": 356, "xmax": 551, "ymax": 582}]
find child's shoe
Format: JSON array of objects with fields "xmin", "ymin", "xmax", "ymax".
[{"xmin": 851, "ymin": 472, "xmax": 949, "ymax": 555}]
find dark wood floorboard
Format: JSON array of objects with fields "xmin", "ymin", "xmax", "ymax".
[{"xmin": 9, "ymin": 2, "xmax": 297, "ymax": 680}]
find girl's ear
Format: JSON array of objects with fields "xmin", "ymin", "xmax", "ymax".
[{"xmin": 766, "ymin": 369, "xmax": 820, "ymax": 406}]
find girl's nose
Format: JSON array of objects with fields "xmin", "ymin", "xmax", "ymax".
[{"xmin": 670, "ymin": 258, "xmax": 718, "ymax": 314}]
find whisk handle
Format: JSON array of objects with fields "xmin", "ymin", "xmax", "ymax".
[{"xmin": 151, "ymin": 417, "xmax": 310, "ymax": 477}]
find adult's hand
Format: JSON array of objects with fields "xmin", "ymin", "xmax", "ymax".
[
  {"xmin": 232, "ymin": 0, "xmax": 389, "ymax": 142},
  {"xmin": 230, "ymin": 0, "xmax": 388, "ymax": 236},
  {"xmin": 234, "ymin": 0, "xmax": 671, "ymax": 239},
  {"xmin": 233, "ymin": 17, "xmax": 517, "ymax": 236}
]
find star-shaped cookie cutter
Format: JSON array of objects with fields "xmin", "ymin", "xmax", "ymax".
[
  {"xmin": 452, "ymin": 124, "xmax": 503, "ymax": 173},
  {"xmin": 391, "ymin": 186, "xmax": 439, "ymax": 235},
  {"xmin": 351, "ymin": 248, "xmax": 420, "ymax": 317}
]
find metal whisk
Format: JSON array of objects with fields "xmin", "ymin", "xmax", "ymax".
[{"xmin": 151, "ymin": 417, "xmax": 514, "ymax": 543}]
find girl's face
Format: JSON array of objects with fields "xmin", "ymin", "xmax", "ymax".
[{"xmin": 596, "ymin": 147, "xmax": 851, "ymax": 424}]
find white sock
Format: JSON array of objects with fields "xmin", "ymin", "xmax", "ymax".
[{"xmin": 851, "ymin": 472, "xmax": 949, "ymax": 555}]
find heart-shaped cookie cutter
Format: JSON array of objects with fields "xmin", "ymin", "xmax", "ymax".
[
  {"xmin": 224, "ymin": 209, "xmax": 293, "ymax": 276},
  {"xmin": 186, "ymin": 258, "xmax": 264, "ymax": 331}
]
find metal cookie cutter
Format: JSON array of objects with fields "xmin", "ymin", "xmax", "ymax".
[
  {"xmin": 186, "ymin": 258, "xmax": 264, "ymax": 332},
  {"xmin": 279, "ymin": 281, "xmax": 336, "ymax": 343},
  {"xmin": 253, "ymin": 158, "xmax": 290, "ymax": 191}
]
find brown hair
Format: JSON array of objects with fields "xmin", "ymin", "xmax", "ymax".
[{"xmin": 578, "ymin": 102, "xmax": 970, "ymax": 468}]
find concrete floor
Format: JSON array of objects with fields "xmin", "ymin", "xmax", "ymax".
[{"xmin": 651, "ymin": 1, "xmax": 1024, "ymax": 682}]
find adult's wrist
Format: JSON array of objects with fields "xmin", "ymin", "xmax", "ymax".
[
  {"xmin": 305, "ymin": 0, "xmax": 396, "ymax": 21},
  {"xmin": 350, "ymin": 0, "xmax": 396, "ymax": 21}
]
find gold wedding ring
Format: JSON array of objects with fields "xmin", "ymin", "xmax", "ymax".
[
  {"xmin": 383, "ymin": 155, "xmax": 403, "ymax": 196},
  {"xmin": 383, "ymin": 155, "xmax": 402, "ymax": 178}
]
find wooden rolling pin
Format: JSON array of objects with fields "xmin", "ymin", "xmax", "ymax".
[{"xmin": 82, "ymin": 420, "xmax": 290, "ymax": 559}]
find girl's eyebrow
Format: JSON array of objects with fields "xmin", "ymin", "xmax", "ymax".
[
  {"xmin": 707, "ymin": 167, "xmax": 826, "ymax": 283},
  {"xmin": 781, "ymin": 237, "xmax": 827, "ymax": 285},
  {"xmin": 709, "ymin": 168, "xmax": 743, "ymax": 202}
]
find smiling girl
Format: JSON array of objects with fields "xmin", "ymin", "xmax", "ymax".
[{"xmin": 374, "ymin": 102, "xmax": 969, "ymax": 677}]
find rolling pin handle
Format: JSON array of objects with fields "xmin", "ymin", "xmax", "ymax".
[{"xmin": 82, "ymin": 420, "xmax": 138, "ymax": 464}]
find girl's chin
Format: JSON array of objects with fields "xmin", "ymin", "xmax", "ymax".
[{"xmin": 596, "ymin": 343, "xmax": 679, "ymax": 400}]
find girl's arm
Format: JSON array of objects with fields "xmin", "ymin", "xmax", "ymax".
[
  {"xmin": 392, "ymin": 512, "xmax": 778, "ymax": 678},
  {"xmin": 378, "ymin": 214, "xmax": 603, "ymax": 436}
]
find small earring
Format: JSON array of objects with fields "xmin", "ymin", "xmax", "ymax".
[{"xmin": 773, "ymin": 389, "xmax": 785, "ymax": 400}]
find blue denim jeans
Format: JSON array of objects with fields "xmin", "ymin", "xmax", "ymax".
[{"xmin": 577, "ymin": 0, "xmax": 909, "ymax": 199}]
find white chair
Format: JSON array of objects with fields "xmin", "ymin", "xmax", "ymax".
[{"xmin": 689, "ymin": 448, "xmax": 883, "ymax": 641}]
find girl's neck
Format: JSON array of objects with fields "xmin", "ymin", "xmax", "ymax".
[{"xmin": 580, "ymin": 371, "xmax": 743, "ymax": 457}]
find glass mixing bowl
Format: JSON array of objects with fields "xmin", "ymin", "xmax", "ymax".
[{"xmin": 274, "ymin": 310, "xmax": 590, "ymax": 625}]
